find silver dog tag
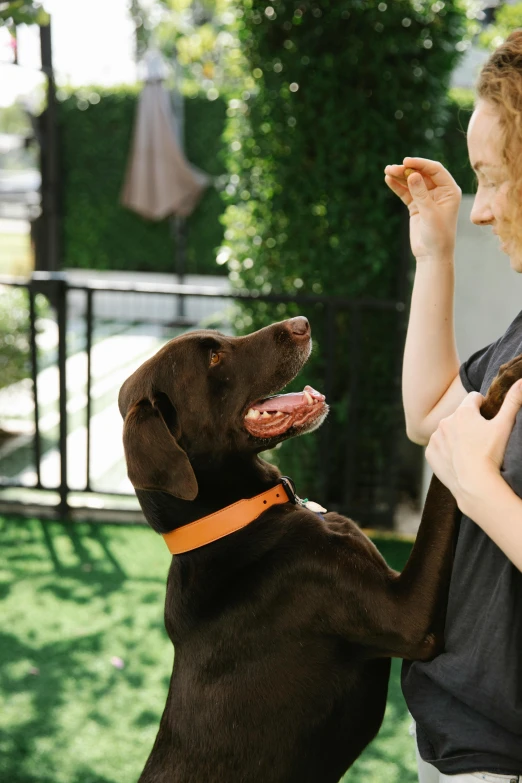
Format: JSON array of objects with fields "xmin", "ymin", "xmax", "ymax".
[
  {"xmin": 280, "ymin": 477, "xmax": 327, "ymax": 514},
  {"xmin": 299, "ymin": 498, "xmax": 327, "ymax": 513}
]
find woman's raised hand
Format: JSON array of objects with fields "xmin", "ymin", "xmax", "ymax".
[{"xmin": 384, "ymin": 157, "xmax": 462, "ymax": 261}]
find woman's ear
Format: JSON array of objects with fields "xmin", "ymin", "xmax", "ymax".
[{"xmin": 122, "ymin": 398, "xmax": 198, "ymax": 500}]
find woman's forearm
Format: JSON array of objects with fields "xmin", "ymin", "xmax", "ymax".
[
  {"xmin": 402, "ymin": 254, "xmax": 461, "ymax": 444},
  {"xmin": 458, "ymin": 471, "xmax": 522, "ymax": 572}
]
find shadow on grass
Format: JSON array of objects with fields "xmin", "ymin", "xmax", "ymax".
[
  {"xmin": 2, "ymin": 517, "xmax": 129, "ymax": 599},
  {"xmin": 0, "ymin": 760, "xmax": 117, "ymax": 783},
  {"xmin": 0, "ymin": 629, "xmax": 119, "ymax": 783},
  {"xmin": 0, "ymin": 516, "xmax": 168, "ymax": 783}
]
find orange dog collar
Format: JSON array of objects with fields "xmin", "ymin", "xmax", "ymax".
[{"xmin": 162, "ymin": 481, "xmax": 294, "ymax": 555}]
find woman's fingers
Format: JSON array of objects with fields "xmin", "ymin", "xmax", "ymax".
[
  {"xmin": 384, "ymin": 164, "xmax": 412, "ymax": 182},
  {"xmin": 384, "ymin": 164, "xmax": 406, "ymax": 178},
  {"xmin": 402, "ymin": 157, "xmax": 459, "ymax": 190},
  {"xmin": 384, "ymin": 174, "xmax": 413, "ymax": 207},
  {"xmin": 385, "ymin": 164, "xmax": 437, "ymax": 191}
]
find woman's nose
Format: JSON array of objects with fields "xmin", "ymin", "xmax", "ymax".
[{"xmin": 470, "ymin": 189, "xmax": 494, "ymax": 226}]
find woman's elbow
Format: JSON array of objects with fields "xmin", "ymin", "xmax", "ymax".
[{"xmin": 405, "ymin": 421, "xmax": 430, "ymax": 447}]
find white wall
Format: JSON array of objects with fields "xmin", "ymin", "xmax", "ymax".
[
  {"xmin": 454, "ymin": 195, "xmax": 522, "ymax": 359},
  {"xmin": 421, "ymin": 194, "xmax": 522, "ymax": 500}
]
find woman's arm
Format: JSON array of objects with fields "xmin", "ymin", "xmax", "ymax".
[
  {"xmin": 460, "ymin": 471, "xmax": 522, "ymax": 572},
  {"xmin": 384, "ymin": 157, "xmax": 465, "ymax": 444},
  {"xmin": 402, "ymin": 257, "xmax": 466, "ymax": 445}
]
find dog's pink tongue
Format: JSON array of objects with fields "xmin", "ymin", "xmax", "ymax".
[{"xmin": 253, "ymin": 393, "xmax": 307, "ymax": 412}]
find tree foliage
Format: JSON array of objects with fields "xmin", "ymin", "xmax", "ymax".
[
  {"xmin": 130, "ymin": 0, "xmax": 248, "ymax": 96},
  {"xmin": 479, "ymin": 1, "xmax": 522, "ymax": 51},
  {"xmin": 0, "ymin": 287, "xmax": 48, "ymax": 391},
  {"xmin": 0, "ymin": 1, "xmax": 48, "ymax": 26}
]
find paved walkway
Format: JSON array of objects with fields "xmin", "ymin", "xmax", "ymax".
[
  {"xmin": 64, "ymin": 269, "xmax": 231, "ymax": 324},
  {"xmin": 0, "ymin": 271, "xmax": 232, "ymax": 504}
]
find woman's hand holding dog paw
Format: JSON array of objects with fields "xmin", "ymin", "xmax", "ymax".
[{"xmin": 426, "ymin": 380, "xmax": 522, "ymax": 510}]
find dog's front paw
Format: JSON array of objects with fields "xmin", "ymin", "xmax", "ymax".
[
  {"xmin": 415, "ymin": 632, "xmax": 444, "ymax": 661},
  {"xmin": 482, "ymin": 353, "xmax": 522, "ymax": 420}
]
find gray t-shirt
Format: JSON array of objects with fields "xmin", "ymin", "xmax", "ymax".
[{"xmin": 402, "ymin": 311, "xmax": 522, "ymax": 776}]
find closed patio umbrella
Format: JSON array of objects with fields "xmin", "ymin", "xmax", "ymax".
[{"xmin": 121, "ymin": 57, "xmax": 209, "ymax": 221}]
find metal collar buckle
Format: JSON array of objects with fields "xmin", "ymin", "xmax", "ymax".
[
  {"xmin": 279, "ymin": 476, "xmax": 327, "ymax": 515},
  {"xmin": 279, "ymin": 476, "xmax": 297, "ymax": 504}
]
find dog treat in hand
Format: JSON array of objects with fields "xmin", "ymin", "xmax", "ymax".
[{"xmin": 404, "ymin": 167, "xmax": 417, "ymax": 179}]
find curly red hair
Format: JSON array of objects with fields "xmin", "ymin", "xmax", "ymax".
[{"xmin": 476, "ymin": 30, "xmax": 522, "ymax": 250}]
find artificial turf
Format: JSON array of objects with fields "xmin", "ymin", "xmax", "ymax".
[{"xmin": 0, "ymin": 516, "xmax": 418, "ymax": 783}]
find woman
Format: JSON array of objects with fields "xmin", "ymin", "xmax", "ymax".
[{"xmin": 385, "ymin": 31, "xmax": 522, "ymax": 783}]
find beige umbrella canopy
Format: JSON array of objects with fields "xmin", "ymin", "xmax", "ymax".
[{"xmin": 121, "ymin": 72, "xmax": 209, "ymax": 221}]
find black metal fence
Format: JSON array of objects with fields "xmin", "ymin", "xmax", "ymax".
[{"xmin": 0, "ymin": 272, "xmax": 410, "ymax": 527}]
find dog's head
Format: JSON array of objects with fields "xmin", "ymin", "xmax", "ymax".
[{"xmin": 118, "ymin": 317, "xmax": 328, "ymax": 500}]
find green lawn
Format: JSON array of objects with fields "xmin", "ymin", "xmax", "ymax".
[{"xmin": 0, "ymin": 517, "xmax": 418, "ymax": 783}]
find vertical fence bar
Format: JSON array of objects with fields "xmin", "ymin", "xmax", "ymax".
[
  {"xmin": 380, "ymin": 302, "xmax": 407, "ymax": 525},
  {"xmin": 320, "ymin": 302, "xmax": 336, "ymax": 501},
  {"xmin": 55, "ymin": 277, "xmax": 68, "ymax": 517},
  {"xmin": 377, "ymin": 210, "xmax": 413, "ymax": 524},
  {"xmin": 28, "ymin": 288, "xmax": 42, "ymax": 487},
  {"xmin": 39, "ymin": 22, "xmax": 61, "ymax": 274},
  {"xmin": 342, "ymin": 303, "xmax": 362, "ymax": 510},
  {"xmin": 174, "ymin": 216, "xmax": 186, "ymax": 320},
  {"xmin": 85, "ymin": 288, "xmax": 93, "ymax": 491}
]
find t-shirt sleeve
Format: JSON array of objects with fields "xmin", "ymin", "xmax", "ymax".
[{"xmin": 459, "ymin": 340, "xmax": 501, "ymax": 393}]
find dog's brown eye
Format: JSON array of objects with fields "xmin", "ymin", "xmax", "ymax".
[{"xmin": 210, "ymin": 351, "xmax": 221, "ymax": 366}]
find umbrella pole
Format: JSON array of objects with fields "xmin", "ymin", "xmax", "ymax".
[
  {"xmin": 171, "ymin": 214, "xmax": 186, "ymax": 320},
  {"xmin": 170, "ymin": 53, "xmax": 187, "ymax": 322}
]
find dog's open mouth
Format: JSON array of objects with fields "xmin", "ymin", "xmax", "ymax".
[{"xmin": 244, "ymin": 385, "xmax": 327, "ymax": 438}]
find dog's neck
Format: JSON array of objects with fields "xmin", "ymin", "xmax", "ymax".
[{"xmin": 136, "ymin": 454, "xmax": 282, "ymax": 535}]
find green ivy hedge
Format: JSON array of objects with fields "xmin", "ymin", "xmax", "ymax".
[
  {"xmin": 57, "ymin": 87, "xmax": 228, "ymax": 275},
  {"xmin": 219, "ymin": 0, "xmax": 473, "ymax": 516},
  {"xmin": 223, "ymin": 0, "xmax": 472, "ymax": 297}
]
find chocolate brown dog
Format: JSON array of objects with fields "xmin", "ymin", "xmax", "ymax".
[{"xmin": 118, "ymin": 316, "xmax": 516, "ymax": 783}]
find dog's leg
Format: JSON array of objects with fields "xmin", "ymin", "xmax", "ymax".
[
  {"xmin": 389, "ymin": 353, "xmax": 522, "ymax": 658},
  {"xmin": 331, "ymin": 355, "xmax": 522, "ymax": 660}
]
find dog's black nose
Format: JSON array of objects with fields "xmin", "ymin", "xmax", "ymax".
[{"xmin": 288, "ymin": 317, "xmax": 310, "ymax": 337}]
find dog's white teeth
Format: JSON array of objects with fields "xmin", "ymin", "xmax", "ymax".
[
  {"xmin": 261, "ymin": 411, "xmax": 271, "ymax": 419},
  {"xmin": 273, "ymin": 411, "xmax": 284, "ymax": 418},
  {"xmin": 304, "ymin": 391, "xmax": 313, "ymax": 405},
  {"xmin": 246, "ymin": 408, "xmax": 260, "ymax": 420}
]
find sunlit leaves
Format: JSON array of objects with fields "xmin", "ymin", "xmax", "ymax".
[
  {"xmin": 133, "ymin": 0, "xmax": 248, "ymax": 96},
  {"xmin": 0, "ymin": 1, "xmax": 49, "ymax": 27},
  {"xmin": 478, "ymin": 1, "xmax": 522, "ymax": 51}
]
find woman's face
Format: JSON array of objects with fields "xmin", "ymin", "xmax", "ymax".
[{"xmin": 467, "ymin": 99, "xmax": 520, "ymax": 269}]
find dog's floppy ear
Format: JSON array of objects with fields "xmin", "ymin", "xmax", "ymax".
[{"xmin": 122, "ymin": 395, "xmax": 198, "ymax": 501}]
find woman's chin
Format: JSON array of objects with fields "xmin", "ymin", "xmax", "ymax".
[{"xmin": 508, "ymin": 250, "xmax": 522, "ymax": 272}]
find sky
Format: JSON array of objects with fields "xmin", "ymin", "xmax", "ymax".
[{"xmin": 0, "ymin": 0, "xmax": 137, "ymax": 108}]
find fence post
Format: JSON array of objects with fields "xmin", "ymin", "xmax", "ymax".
[
  {"xmin": 30, "ymin": 272, "xmax": 68, "ymax": 518},
  {"xmin": 342, "ymin": 303, "xmax": 362, "ymax": 512},
  {"xmin": 28, "ymin": 289, "xmax": 42, "ymax": 488},
  {"xmin": 320, "ymin": 302, "xmax": 336, "ymax": 502}
]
